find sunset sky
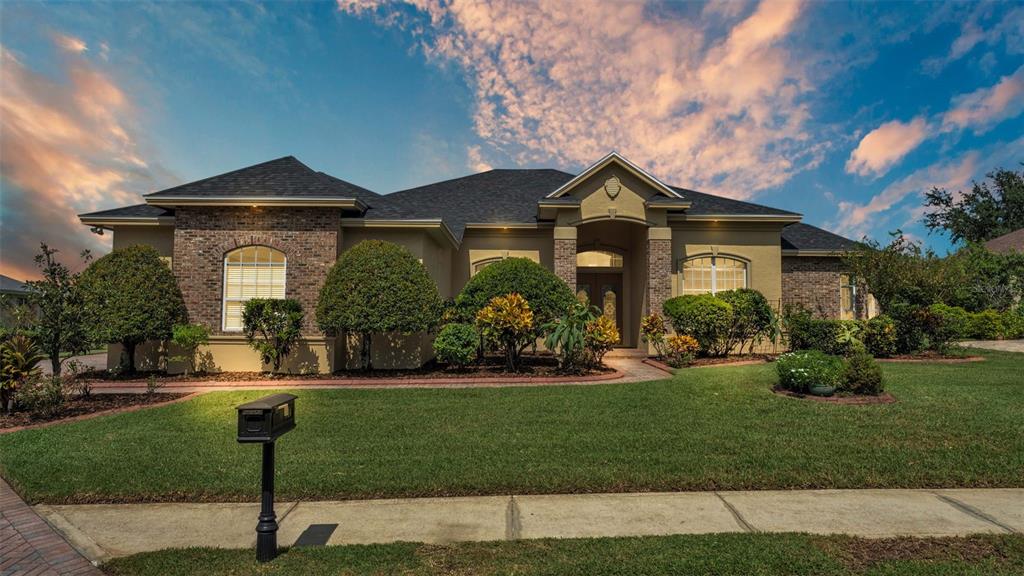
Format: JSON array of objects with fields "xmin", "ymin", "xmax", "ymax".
[{"xmin": 1, "ymin": 0, "xmax": 1022, "ymax": 280}]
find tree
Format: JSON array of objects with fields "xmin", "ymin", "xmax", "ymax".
[
  {"xmin": 923, "ymin": 165, "xmax": 1024, "ymax": 244},
  {"xmin": 242, "ymin": 299, "xmax": 304, "ymax": 374},
  {"xmin": 79, "ymin": 245, "xmax": 187, "ymax": 373},
  {"xmin": 24, "ymin": 244, "xmax": 93, "ymax": 376},
  {"xmin": 317, "ymin": 240, "xmax": 442, "ymax": 370}
]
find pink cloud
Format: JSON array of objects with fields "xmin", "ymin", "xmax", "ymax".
[
  {"xmin": 53, "ymin": 33, "xmax": 88, "ymax": 54},
  {"xmin": 845, "ymin": 116, "xmax": 929, "ymax": 178},
  {"xmin": 0, "ymin": 40, "xmax": 172, "ymax": 280},
  {"xmin": 833, "ymin": 152, "xmax": 978, "ymax": 238},
  {"xmin": 340, "ymin": 0, "xmax": 820, "ymax": 199},
  {"xmin": 942, "ymin": 65, "xmax": 1024, "ymax": 133}
]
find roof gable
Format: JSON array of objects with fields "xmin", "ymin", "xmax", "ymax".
[{"xmin": 545, "ymin": 152, "xmax": 682, "ymax": 199}]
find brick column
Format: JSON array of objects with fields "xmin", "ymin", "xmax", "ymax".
[
  {"xmin": 553, "ymin": 226, "xmax": 577, "ymax": 289},
  {"xmin": 647, "ymin": 227, "xmax": 673, "ymax": 315}
]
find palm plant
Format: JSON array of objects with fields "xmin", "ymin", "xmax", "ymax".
[
  {"xmin": 544, "ymin": 302, "xmax": 598, "ymax": 372},
  {"xmin": 1, "ymin": 334, "xmax": 44, "ymax": 414}
]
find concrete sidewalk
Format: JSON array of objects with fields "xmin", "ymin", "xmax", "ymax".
[{"xmin": 35, "ymin": 488, "xmax": 1023, "ymax": 563}]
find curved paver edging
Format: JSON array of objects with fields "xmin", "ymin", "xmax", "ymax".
[
  {"xmin": 876, "ymin": 356, "xmax": 984, "ymax": 364},
  {"xmin": 87, "ymin": 369, "xmax": 625, "ymax": 390},
  {"xmin": 772, "ymin": 388, "xmax": 897, "ymax": 405},
  {"xmin": 0, "ymin": 392, "xmax": 204, "ymax": 435},
  {"xmin": 641, "ymin": 358, "xmax": 676, "ymax": 374}
]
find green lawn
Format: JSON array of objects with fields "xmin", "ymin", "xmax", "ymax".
[
  {"xmin": 1, "ymin": 350, "xmax": 1022, "ymax": 504},
  {"xmin": 101, "ymin": 534, "xmax": 1024, "ymax": 576}
]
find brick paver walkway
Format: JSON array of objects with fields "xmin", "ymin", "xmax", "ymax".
[{"xmin": 1, "ymin": 478, "xmax": 101, "ymax": 576}]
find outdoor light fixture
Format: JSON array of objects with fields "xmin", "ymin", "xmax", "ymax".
[{"xmin": 237, "ymin": 393, "xmax": 297, "ymax": 563}]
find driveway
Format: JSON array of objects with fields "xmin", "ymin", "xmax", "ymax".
[{"xmin": 960, "ymin": 339, "xmax": 1024, "ymax": 353}]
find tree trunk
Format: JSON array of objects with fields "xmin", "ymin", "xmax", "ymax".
[
  {"xmin": 125, "ymin": 341, "xmax": 137, "ymax": 374},
  {"xmin": 50, "ymin": 354, "xmax": 61, "ymax": 378},
  {"xmin": 364, "ymin": 333, "xmax": 373, "ymax": 371}
]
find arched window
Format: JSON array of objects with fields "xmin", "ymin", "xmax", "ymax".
[
  {"xmin": 223, "ymin": 246, "xmax": 286, "ymax": 331},
  {"xmin": 680, "ymin": 255, "xmax": 747, "ymax": 295},
  {"xmin": 472, "ymin": 257, "xmax": 503, "ymax": 275},
  {"xmin": 576, "ymin": 250, "xmax": 623, "ymax": 268}
]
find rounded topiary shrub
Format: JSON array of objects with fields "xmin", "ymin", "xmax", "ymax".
[
  {"xmin": 663, "ymin": 294, "xmax": 732, "ymax": 356},
  {"xmin": 717, "ymin": 288, "xmax": 773, "ymax": 352},
  {"xmin": 455, "ymin": 258, "xmax": 574, "ymax": 329},
  {"xmin": 841, "ymin": 351, "xmax": 884, "ymax": 395},
  {"xmin": 433, "ymin": 323, "xmax": 478, "ymax": 369},
  {"xmin": 775, "ymin": 350, "xmax": 843, "ymax": 393}
]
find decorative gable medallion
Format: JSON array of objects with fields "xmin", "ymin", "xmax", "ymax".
[{"xmin": 604, "ymin": 176, "xmax": 621, "ymax": 199}]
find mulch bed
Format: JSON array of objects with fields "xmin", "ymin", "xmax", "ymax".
[
  {"xmin": 0, "ymin": 393, "xmax": 187, "ymax": 430},
  {"xmin": 644, "ymin": 355, "xmax": 773, "ymax": 373},
  {"xmin": 772, "ymin": 387, "xmax": 897, "ymax": 405},
  {"xmin": 80, "ymin": 355, "xmax": 614, "ymax": 384}
]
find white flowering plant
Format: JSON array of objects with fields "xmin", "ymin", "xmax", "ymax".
[{"xmin": 775, "ymin": 350, "xmax": 843, "ymax": 393}]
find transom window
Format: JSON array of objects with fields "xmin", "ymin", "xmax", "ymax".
[
  {"xmin": 223, "ymin": 246, "xmax": 286, "ymax": 331},
  {"xmin": 576, "ymin": 250, "xmax": 623, "ymax": 268},
  {"xmin": 680, "ymin": 256, "xmax": 747, "ymax": 295}
]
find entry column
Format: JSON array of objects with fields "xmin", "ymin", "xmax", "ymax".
[
  {"xmin": 553, "ymin": 226, "xmax": 577, "ymax": 289},
  {"xmin": 647, "ymin": 227, "xmax": 673, "ymax": 315}
]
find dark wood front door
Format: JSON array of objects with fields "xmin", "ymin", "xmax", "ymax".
[{"xmin": 576, "ymin": 273, "xmax": 623, "ymax": 336}]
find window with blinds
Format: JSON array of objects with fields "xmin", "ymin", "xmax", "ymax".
[
  {"xmin": 840, "ymin": 273, "xmax": 856, "ymax": 320},
  {"xmin": 223, "ymin": 246, "xmax": 286, "ymax": 331},
  {"xmin": 680, "ymin": 256, "xmax": 747, "ymax": 295}
]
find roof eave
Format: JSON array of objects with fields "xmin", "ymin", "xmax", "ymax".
[
  {"xmin": 78, "ymin": 215, "xmax": 176, "ymax": 228},
  {"xmin": 781, "ymin": 248, "xmax": 853, "ymax": 257},
  {"xmin": 671, "ymin": 214, "xmax": 802, "ymax": 223}
]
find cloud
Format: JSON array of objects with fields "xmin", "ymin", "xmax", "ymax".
[
  {"xmin": 0, "ymin": 40, "xmax": 173, "ymax": 280},
  {"xmin": 845, "ymin": 117, "xmax": 929, "ymax": 178},
  {"xmin": 833, "ymin": 152, "xmax": 978, "ymax": 238},
  {"xmin": 942, "ymin": 65, "xmax": 1024, "ymax": 133},
  {"xmin": 923, "ymin": 5, "xmax": 1023, "ymax": 73},
  {"xmin": 339, "ymin": 0, "xmax": 823, "ymax": 199},
  {"xmin": 53, "ymin": 33, "xmax": 88, "ymax": 54},
  {"xmin": 466, "ymin": 145, "xmax": 492, "ymax": 172}
]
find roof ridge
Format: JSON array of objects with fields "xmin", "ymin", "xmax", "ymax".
[{"xmin": 145, "ymin": 156, "xmax": 305, "ymax": 197}]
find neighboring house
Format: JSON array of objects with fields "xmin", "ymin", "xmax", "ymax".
[
  {"xmin": 0, "ymin": 274, "xmax": 30, "ymax": 329},
  {"xmin": 78, "ymin": 152, "xmax": 863, "ymax": 372},
  {"xmin": 984, "ymin": 228, "xmax": 1024, "ymax": 254}
]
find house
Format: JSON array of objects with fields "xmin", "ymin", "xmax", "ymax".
[
  {"xmin": 984, "ymin": 228, "xmax": 1024, "ymax": 254},
  {"xmin": 0, "ymin": 274, "xmax": 31, "ymax": 329},
  {"xmin": 78, "ymin": 152, "xmax": 863, "ymax": 372}
]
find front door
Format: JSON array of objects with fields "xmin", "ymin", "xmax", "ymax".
[{"xmin": 576, "ymin": 273, "xmax": 623, "ymax": 338}]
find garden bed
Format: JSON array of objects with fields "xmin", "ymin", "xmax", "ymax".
[
  {"xmin": 772, "ymin": 387, "xmax": 897, "ymax": 405},
  {"xmin": 0, "ymin": 393, "xmax": 189, "ymax": 431},
  {"xmin": 80, "ymin": 355, "xmax": 615, "ymax": 384},
  {"xmin": 644, "ymin": 354, "xmax": 772, "ymax": 373}
]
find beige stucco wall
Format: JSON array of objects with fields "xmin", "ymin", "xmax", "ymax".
[
  {"xmin": 554, "ymin": 164, "xmax": 668, "ymax": 227},
  {"xmin": 108, "ymin": 336, "xmax": 335, "ymax": 374},
  {"xmin": 111, "ymin": 225, "xmax": 174, "ymax": 257},
  {"xmin": 669, "ymin": 221, "xmax": 785, "ymax": 306},
  {"xmin": 453, "ymin": 229, "xmax": 553, "ymax": 293}
]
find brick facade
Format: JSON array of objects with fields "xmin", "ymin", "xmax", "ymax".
[
  {"xmin": 554, "ymin": 237, "xmax": 577, "ymax": 288},
  {"xmin": 173, "ymin": 207, "xmax": 339, "ymax": 335},
  {"xmin": 647, "ymin": 238, "xmax": 672, "ymax": 315},
  {"xmin": 781, "ymin": 256, "xmax": 866, "ymax": 319}
]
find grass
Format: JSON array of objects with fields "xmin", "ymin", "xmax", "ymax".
[
  {"xmin": 101, "ymin": 534, "xmax": 1024, "ymax": 576},
  {"xmin": 1, "ymin": 350, "xmax": 1022, "ymax": 504}
]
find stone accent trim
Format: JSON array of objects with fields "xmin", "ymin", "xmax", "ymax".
[
  {"xmin": 647, "ymin": 230, "xmax": 672, "ymax": 315},
  {"xmin": 172, "ymin": 206, "xmax": 339, "ymax": 335},
  {"xmin": 554, "ymin": 237, "xmax": 577, "ymax": 288}
]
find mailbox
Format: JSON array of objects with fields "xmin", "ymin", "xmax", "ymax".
[{"xmin": 236, "ymin": 393, "xmax": 296, "ymax": 443}]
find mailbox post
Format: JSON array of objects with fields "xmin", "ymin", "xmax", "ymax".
[{"xmin": 237, "ymin": 393, "xmax": 297, "ymax": 563}]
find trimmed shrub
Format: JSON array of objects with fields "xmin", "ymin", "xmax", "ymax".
[
  {"xmin": 456, "ymin": 258, "xmax": 574, "ymax": 331},
  {"xmin": 717, "ymin": 288, "xmax": 774, "ymax": 353},
  {"xmin": 242, "ymin": 298, "xmax": 304, "ymax": 374},
  {"xmin": 965, "ymin": 310, "xmax": 1004, "ymax": 340},
  {"xmin": 171, "ymin": 323, "xmax": 210, "ymax": 376},
  {"xmin": 584, "ymin": 315, "xmax": 619, "ymax": 366},
  {"xmin": 317, "ymin": 240, "xmax": 443, "ymax": 370},
  {"xmin": 783, "ymin": 307, "xmax": 853, "ymax": 355},
  {"xmin": 640, "ymin": 313, "xmax": 668, "ymax": 358},
  {"xmin": 433, "ymin": 323, "xmax": 478, "ymax": 369},
  {"xmin": 476, "ymin": 293, "xmax": 534, "ymax": 371},
  {"xmin": 841, "ymin": 352, "xmax": 884, "ymax": 395},
  {"xmin": 775, "ymin": 350, "xmax": 844, "ymax": 393},
  {"xmin": 78, "ymin": 245, "xmax": 187, "ymax": 373},
  {"xmin": 663, "ymin": 294, "xmax": 733, "ymax": 356},
  {"xmin": 862, "ymin": 315, "xmax": 898, "ymax": 357},
  {"xmin": 665, "ymin": 334, "xmax": 699, "ymax": 368}
]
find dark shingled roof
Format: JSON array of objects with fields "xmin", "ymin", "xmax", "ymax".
[
  {"xmin": 368, "ymin": 169, "xmax": 575, "ymax": 239},
  {"xmin": 145, "ymin": 156, "xmax": 376, "ymax": 200},
  {"xmin": 79, "ymin": 204, "xmax": 174, "ymax": 219},
  {"xmin": 670, "ymin": 187, "xmax": 799, "ymax": 216},
  {"xmin": 781, "ymin": 223, "xmax": 858, "ymax": 252},
  {"xmin": 0, "ymin": 274, "xmax": 29, "ymax": 294},
  {"xmin": 984, "ymin": 228, "xmax": 1024, "ymax": 254}
]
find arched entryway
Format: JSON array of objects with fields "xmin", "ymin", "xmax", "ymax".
[{"xmin": 575, "ymin": 220, "xmax": 649, "ymax": 347}]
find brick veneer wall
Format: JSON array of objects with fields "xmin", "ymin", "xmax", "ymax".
[
  {"xmin": 554, "ymin": 238, "xmax": 577, "ymax": 288},
  {"xmin": 781, "ymin": 256, "xmax": 866, "ymax": 319},
  {"xmin": 173, "ymin": 207, "xmax": 339, "ymax": 335},
  {"xmin": 647, "ymin": 238, "xmax": 672, "ymax": 315}
]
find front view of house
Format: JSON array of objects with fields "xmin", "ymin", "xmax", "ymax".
[{"xmin": 79, "ymin": 152, "xmax": 864, "ymax": 372}]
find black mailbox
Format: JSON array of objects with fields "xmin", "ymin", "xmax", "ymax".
[{"xmin": 236, "ymin": 393, "xmax": 296, "ymax": 443}]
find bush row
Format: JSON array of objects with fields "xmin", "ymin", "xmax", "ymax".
[{"xmin": 661, "ymin": 290, "xmax": 775, "ymax": 357}]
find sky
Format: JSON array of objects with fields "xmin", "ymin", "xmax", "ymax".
[{"xmin": 1, "ymin": 0, "xmax": 1022, "ymax": 280}]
